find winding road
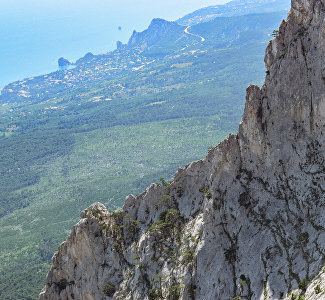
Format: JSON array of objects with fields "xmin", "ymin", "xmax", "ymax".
[{"xmin": 184, "ymin": 26, "xmax": 205, "ymax": 42}]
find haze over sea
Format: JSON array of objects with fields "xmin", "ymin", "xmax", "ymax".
[{"xmin": 0, "ymin": 0, "xmax": 228, "ymax": 89}]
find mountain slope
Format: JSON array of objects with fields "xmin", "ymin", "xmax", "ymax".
[
  {"xmin": 127, "ymin": 19, "xmax": 186, "ymax": 51},
  {"xmin": 177, "ymin": 0, "xmax": 291, "ymax": 26},
  {"xmin": 0, "ymin": 11, "xmax": 287, "ymax": 300},
  {"xmin": 40, "ymin": 0, "xmax": 325, "ymax": 299}
]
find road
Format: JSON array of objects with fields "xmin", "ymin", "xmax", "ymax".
[{"xmin": 184, "ymin": 26, "xmax": 205, "ymax": 42}]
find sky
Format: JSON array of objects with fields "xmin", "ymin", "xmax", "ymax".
[
  {"xmin": 0, "ymin": 0, "xmax": 230, "ymax": 88},
  {"xmin": 0, "ymin": 1, "xmax": 231, "ymax": 30},
  {"xmin": 1, "ymin": 0, "xmax": 230, "ymax": 19}
]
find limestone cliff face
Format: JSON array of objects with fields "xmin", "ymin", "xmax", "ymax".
[{"xmin": 40, "ymin": 0, "xmax": 325, "ymax": 299}]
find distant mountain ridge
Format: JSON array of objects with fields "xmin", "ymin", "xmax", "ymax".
[
  {"xmin": 127, "ymin": 19, "xmax": 185, "ymax": 51},
  {"xmin": 177, "ymin": 0, "xmax": 291, "ymax": 26},
  {"xmin": 107, "ymin": 11, "xmax": 287, "ymax": 58},
  {"xmin": 76, "ymin": 0, "xmax": 291, "ymax": 61}
]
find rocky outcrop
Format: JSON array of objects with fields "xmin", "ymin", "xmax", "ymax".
[
  {"xmin": 40, "ymin": 0, "xmax": 325, "ymax": 299},
  {"xmin": 116, "ymin": 41, "xmax": 124, "ymax": 50},
  {"xmin": 127, "ymin": 18, "xmax": 185, "ymax": 51},
  {"xmin": 75, "ymin": 52, "xmax": 95, "ymax": 65},
  {"xmin": 58, "ymin": 57, "xmax": 72, "ymax": 67}
]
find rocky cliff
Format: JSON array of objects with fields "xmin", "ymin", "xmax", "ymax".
[
  {"xmin": 40, "ymin": 0, "xmax": 325, "ymax": 299},
  {"xmin": 127, "ymin": 18, "xmax": 185, "ymax": 51}
]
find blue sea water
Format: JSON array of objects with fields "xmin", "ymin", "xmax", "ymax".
[{"xmin": 0, "ymin": 0, "xmax": 224, "ymax": 89}]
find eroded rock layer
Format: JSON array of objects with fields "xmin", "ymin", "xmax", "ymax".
[{"xmin": 40, "ymin": 0, "xmax": 325, "ymax": 299}]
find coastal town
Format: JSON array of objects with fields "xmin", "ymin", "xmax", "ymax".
[{"xmin": 0, "ymin": 49, "xmax": 158, "ymax": 103}]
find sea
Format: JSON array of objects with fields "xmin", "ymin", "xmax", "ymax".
[{"xmin": 0, "ymin": 0, "xmax": 224, "ymax": 89}]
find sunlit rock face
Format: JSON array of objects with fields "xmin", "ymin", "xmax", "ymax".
[{"xmin": 40, "ymin": 0, "xmax": 325, "ymax": 299}]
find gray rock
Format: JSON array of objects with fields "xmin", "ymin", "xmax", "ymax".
[{"xmin": 40, "ymin": 0, "xmax": 325, "ymax": 299}]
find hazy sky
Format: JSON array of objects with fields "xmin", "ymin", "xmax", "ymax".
[{"xmin": 1, "ymin": 0, "xmax": 230, "ymax": 21}]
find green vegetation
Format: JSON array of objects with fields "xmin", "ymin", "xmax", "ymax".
[
  {"xmin": 103, "ymin": 282, "xmax": 115, "ymax": 297},
  {"xmin": 287, "ymin": 291, "xmax": 306, "ymax": 300},
  {"xmin": 199, "ymin": 186, "xmax": 212, "ymax": 199},
  {"xmin": 199, "ymin": 187, "xmax": 209, "ymax": 193},
  {"xmin": 263, "ymin": 279, "xmax": 268, "ymax": 299},
  {"xmin": 240, "ymin": 280, "xmax": 247, "ymax": 286},
  {"xmin": 272, "ymin": 29, "xmax": 279, "ymax": 37},
  {"xmin": 184, "ymin": 249, "xmax": 195, "ymax": 265},
  {"xmin": 149, "ymin": 209, "xmax": 181, "ymax": 232},
  {"xmin": 160, "ymin": 178, "xmax": 171, "ymax": 187},
  {"xmin": 298, "ymin": 278, "xmax": 308, "ymax": 292},
  {"xmin": 0, "ymin": 10, "xmax": 286, "ymax": 299},
  {"xmin": 168, "ymin": 282, "xmax": 182, "ymax": 299},
  {"xmin": 149, "ymin": 287, "xmax": 163, "ymax": 299}
]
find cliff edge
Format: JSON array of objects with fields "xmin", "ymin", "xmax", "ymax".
[{"xmin": 40, "ymin": 0, "xmax": 325, "ymax": 299}]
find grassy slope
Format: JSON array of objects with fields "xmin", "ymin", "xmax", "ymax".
[{"xmin": 0, "ymin": 12, "xmax": 286, "ymax": 299}]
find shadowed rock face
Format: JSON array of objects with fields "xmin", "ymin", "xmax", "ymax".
[{"xmin": 40, "ymin": 0, "xmax": 325, "ymax": 299}]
